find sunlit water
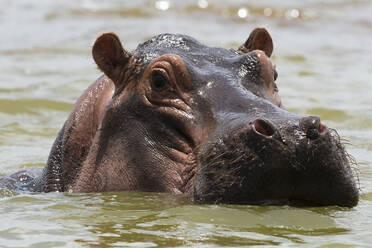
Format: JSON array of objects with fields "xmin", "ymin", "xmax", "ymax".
[{"xmin": 0, "ymin": 0, "xmax": 371, "ymax": 247}]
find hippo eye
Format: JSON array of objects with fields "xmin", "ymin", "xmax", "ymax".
[
  {"xmin": 151, "ymin": 73, "xmax": 169, "ymax": 91},
  {"xmin": 274, "ymin": 69, "xmax": 278, "ymax": 81}
]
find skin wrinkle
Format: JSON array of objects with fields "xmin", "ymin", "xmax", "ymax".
[
  {"xmin": 113, "ymin": 57, "xmax": 142, "ymax": 97},
  {"xmin": 77, "ymin": 127, "xmax": 139, "ymax": 192},
  {"xmin": 140, "ymin": 54, "xmax": 199, "ymax": 149},
  {"xmin": 142, "ymin": 126, "xmax": 186, "ymax": 190},
  {"xmin": 72, "ymin": 53, "xmax": 197, "ymax": 194},
  {"xmin": 138, "ymin": 57, "xmax": 197, "ymax": 192}
]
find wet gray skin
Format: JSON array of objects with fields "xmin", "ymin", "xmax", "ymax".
[{"xmin": 1, "ymin": 28, "xmax": 359, "ymax": 207}]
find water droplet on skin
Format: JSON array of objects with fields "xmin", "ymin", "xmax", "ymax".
[
  {"xmin": 206, "ymin": 81, "xmax": 214, "ymax": 89},
  {"xmin": 197, "ymin": 89, "xmax": 205, "ymax": 97},
  {"xmin": 19, "ymin": 174, "xmax": 28, "ymax": 182},
  {"xmin": 147, "ymin": 34, "xmax": 190, "ymax": 54},
  {"xmin": 237, "ymin": 54, "xmax": 259, "ymax": 79},
  {"xmin": 238, "ymin": 65, "xmax": 248, "ymax": 78},
  {"xmin": 142, "ymin": 52, "xmax": 159, "ymax": 63},
  {"xmin": 198, "ymin": 0, "xmax": 208, "ymax": 9}
]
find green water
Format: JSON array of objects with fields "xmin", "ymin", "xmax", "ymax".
[{"xmin": 1, "ymin": 0, "xmax": 371, "ymax": 247}]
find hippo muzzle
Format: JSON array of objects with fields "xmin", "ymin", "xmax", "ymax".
[{"xmin": 194, "ymin": 115, "xmax": 358, "ymax": 207}]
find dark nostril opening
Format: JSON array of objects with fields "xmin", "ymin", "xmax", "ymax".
[
  {"xmin": 300, "ymin": 116, "xmax": 326, "ymax": 140},
  {"xmin": 253, "ymin": 119, "xmax": 275, "ymax": 137},
  {"xmin": 319, "ymin": 121, "xmax": 327, "ymax": 134},
  {"xmin": 306, "ymin": 128, "xmax": 319, "ymax": 140}
]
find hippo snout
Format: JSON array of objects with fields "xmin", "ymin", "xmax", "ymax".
[
  {"xmin": 252, "ymin": 116, "xmax": 327, "ymax": 140},
  {"xmin": 299, "ymin": 116, "xmax": 327, "ymax": 140},
  {"xmin": 194, "ymin": 116, "xmax": 359, "ymax": 207}
]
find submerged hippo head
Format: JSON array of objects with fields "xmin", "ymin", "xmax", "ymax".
[{"xmin": 42, "ymin": 28, "xmax": 358, "ymax": 207}]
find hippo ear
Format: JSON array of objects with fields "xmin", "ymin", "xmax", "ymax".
[
  {"xmin": 92, "ymin": 33, "xmax": 132, "ymax": 86},
  {"xmin": 238, "ymin": 27, "xmax": 273, "ymax": 57}
]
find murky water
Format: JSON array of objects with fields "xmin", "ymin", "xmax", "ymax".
[{"xmin": 0, "ymin": 0, "xmax": 371, "ymax": 247}]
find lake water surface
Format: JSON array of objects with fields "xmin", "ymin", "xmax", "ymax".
[{"xmin": 0, "ymin": 0, "xmax": 371, "ymax": 247}]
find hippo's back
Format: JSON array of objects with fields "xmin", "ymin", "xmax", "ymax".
[{"xmin": 0, "ymin": 167, "xmax": 44, "ymax": 192}]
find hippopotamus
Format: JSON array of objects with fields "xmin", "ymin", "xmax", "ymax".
[{"xmin": 2, "ymin": 28, "xmax": 359, "ymax": 207}]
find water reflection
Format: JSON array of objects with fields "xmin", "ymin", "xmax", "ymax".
[
  {"xmin": 155, "ymin": 0, "xmax": 170, "ymax": 11},
  {"xmin": 71, "ymin": 192, "xmax": 350, "ymax": 247},
  {"xmin": 237, "ymin": 7, "xmax": 249, "ymax": 18},
  {"xmin": 285, "ymin": 8, "xmax": 300, "ymax": 19},
  {"xmin": 198, "ymin": 0, "xmax": 208, "ymax": 9}
]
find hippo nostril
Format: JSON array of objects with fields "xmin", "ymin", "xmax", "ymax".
[
  {"xmin": 300, "ymin": 116, "xmax": 326, "ymax": 140},
  {"xmin": 319, "ymin": 121, "xmax": 327, "ymax": 134},
  {"xmin": 306, "ymin": 128, "xmax": 319, "ymax": 140},
  {"xmin": 252, "ymin": 119, "xmax": 275, "ymax": 137}
]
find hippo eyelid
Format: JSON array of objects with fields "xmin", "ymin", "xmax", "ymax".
[
  {"xmin": 151, "ymin": 69, "xmax": 171, "ymax": 91},
  {"xmin": 148, "ymin": 54, "xmax": 192, "ymax": 92},
  {"xmin": 151, "ymin": 60, "xmax": 176, "ymax": 84},
  {"xmin": 152, "ymin": 67, "xmax": 169, "ymax": 80}
]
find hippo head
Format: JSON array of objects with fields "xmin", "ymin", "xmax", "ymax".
[{"xmin": 87, "ymin": 28, "xmax": 358, "ymax": 207}]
